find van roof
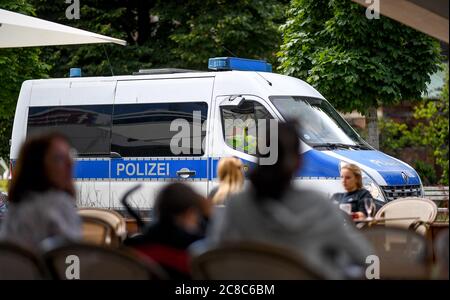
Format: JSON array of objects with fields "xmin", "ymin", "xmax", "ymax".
[
  {"xmin": 28, "ymin": 70, "xmax": 215, "ymax": 82},
  {"xmin": 24, "ymin": 70, "xmax": 325, "ymax": 100}
]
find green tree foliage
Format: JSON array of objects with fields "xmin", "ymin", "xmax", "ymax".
[
  {"xmin": 379, "ymin": 69, "xmax": 449, "ymax": 184},
  {"xmin": 31, "ymin": 0, "xmax": 160, "ymax": 77},
  {"xmin": 413, "ymin": 71, "xmax": 449, "ymax": 185},
  {"xmin": 31, "ymin": 0, "xmax": 287, "ymax": 77},
  {"xmin": 379, "ymin": 119, "xmax": 419, "ymax": 153},
  {"xmin": 0, "ymin": 0, "xmax": 287, "ymax": 160},
  {"xmin": 278, "ymin": 0, "xmax": 442, "ymax": 148},
  {"xmin": 413, "ymin": 160, "xmax": 438, "ymax": 186},
  {"xmin": 0, "ymin": 0, "xmax": 50, "ymax": 159},
  {"xmin": 169, "ymin": 0, "xmax": 286, "ymax": 69}
]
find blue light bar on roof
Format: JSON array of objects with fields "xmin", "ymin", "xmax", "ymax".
[
  {"xmin": 208, "ymin": 57, "xmax": 272, "ymax": 72},
  {"xmin": 69, "ymin": 68, "xmax": 82, "ymax": 77}
]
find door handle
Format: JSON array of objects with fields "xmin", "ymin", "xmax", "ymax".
[
  {"xmin": 110, "ymin": 152, "xmax": 122, "ymax": 159},
  {"xmin": 176, "ymin": 168, "xmax": 196, "ymax": 178}
]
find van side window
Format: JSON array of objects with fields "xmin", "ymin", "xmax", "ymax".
[
  {"xmin": 27, "ymin": 105, "xmax": 112, "ymax": 155},
  {"xmin": 111, "ymin": 102, "xmax": 208, "ymax": 157},
  {"xmin": 220, "ymin": 101, "xmax": 274, "ymax": 156}
]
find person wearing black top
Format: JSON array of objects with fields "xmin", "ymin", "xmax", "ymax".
[{"xmin": 331, "ymin": 163, "xmax": 373, "ymax": 219}]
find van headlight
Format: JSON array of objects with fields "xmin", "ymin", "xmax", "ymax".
[{"xmin": 362, "ymin": 171, "xmax": 385, "ymax": 202}]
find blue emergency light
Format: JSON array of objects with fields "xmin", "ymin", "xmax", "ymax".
[
  {"xmin": 208, "ymin": 57, "xmax": 272, "ymax": 72},
  {"xmin": 69, "ymin": 68, "xmax": 82, "ymax": 77}
]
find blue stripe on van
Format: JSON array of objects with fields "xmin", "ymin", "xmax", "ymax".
[
  {"xmin": 297, "ymin": 149, "xmax": 340, "ymax": 178},
  {"xmin": 73, "ymin": 158, "xmax": 208, "ymax": 180},
  {"xmin": 17, "ymin": 149, "xmax": 418, "ymax": 185},
  {"xmin": 111, "ymin": 159, "xmax": 208, "ymax": 179},
  {"xmin": 74, "ymin": 160, "xmax": 110, "ymax": 179},
  {"xmin": 71, "ymin": 154, "xmax": 419, "ymax": 186},
  {"xmin": 208, "ymin": 149, "xmax": 340, "ymax": 181},
  {"xmin": 333, "ymin": 150, "xmax": 421, "ymax": 185},
  {"xmin": 377, "ymin": 171, "xmax": 421, "ymax": 185}
]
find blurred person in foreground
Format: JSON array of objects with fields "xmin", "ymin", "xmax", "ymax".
[
  {"xmin": 434, "ymin": 229, "xmax": 449, "ymax": 279},
  {"xmin": 0, "ymin": 192, "xmax": 8, "ymax": 218},
  {"xmin": 208, "ymin": 157, "xmax": 245, "ymax": 205},
  {"xmin": 0, "ymin": 133, "xmax": 81, "ymax": 250},
  {"xmin": 124, "ymin": 182, "xmax": 205, "ymax": 279},
  {"xmin": 205, "ymin": 120, "xmax": 373, "ymax": 279}
]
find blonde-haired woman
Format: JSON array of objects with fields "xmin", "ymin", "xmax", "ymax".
[
  {"xmin": 331, "ymin": 163, "xmax": 373, "ymax": 219},
  {"xmin": 209, "ymin": 157, "xmax": 244, "ymax": 205}
]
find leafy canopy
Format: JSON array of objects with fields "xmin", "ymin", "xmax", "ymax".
[{"xmin": 278, "ymin": 0, "xmax": 442, "ymax": 114}]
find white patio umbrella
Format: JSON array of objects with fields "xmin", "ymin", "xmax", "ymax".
[{"xmin": 0, "ymin": 8, "xmax": 126, "ymax": 48}]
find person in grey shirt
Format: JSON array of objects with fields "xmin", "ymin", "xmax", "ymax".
[
  {"xmin": 204, "ymin": 120, "xmax": 373, "ymax": 279},
  {"xmin": 0, "ymin": 133, "xmax": 81, "ymax": 251}
]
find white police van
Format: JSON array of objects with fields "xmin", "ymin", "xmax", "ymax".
[{"xmin": 10, "ymin": 57, "xmax": 423, "ymax": 210}]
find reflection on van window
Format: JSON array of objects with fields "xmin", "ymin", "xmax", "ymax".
[
  {"xmin": 220, "ymin": 101, "xmax": 273, "ymax": 155},
  {"xmin": 27, "ymin": 105, "xmax": 112, "ymax": 155},
  {"xmin": 270, "ymin": 96, "xmax": 369, "ymax": 149},
  {"xmin": 111, "ymin": 102, "xmax": 208, "ymax": 157}
]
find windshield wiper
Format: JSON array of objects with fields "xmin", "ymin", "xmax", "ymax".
[
  {"xmin": 312, "ymin": 143, "xmax": 361, "ymax": 150},
  {"xmin": 356, "ymin": 143, "xmax": 372, "ymax": 150}
]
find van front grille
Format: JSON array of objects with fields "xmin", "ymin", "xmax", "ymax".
[{"xmin": 381, "ymin": 185, "xmax": 423, "ymax": 202}]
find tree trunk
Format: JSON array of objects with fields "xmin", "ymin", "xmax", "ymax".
[
  {"xmin": 137, "ymin": 0, "xmax": 152, "ymax": 45},
  {"xmin": 366, "ymin": 106, "xmax": 379, "ymax": 149}
]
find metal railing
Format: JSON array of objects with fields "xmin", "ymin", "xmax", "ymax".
[{"xmin": 424, "ymin": 186, "xmax": 449, "ymax": 217}]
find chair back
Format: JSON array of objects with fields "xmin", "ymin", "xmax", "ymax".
[
  {"xmin": 191, "ymin": 242, "xmax": 323, "ymax": 280},
  {"xmin": 374, "ymin": 197, "xmax": 437, "ymax": 235},
  {"xmin": 80, "ymin": 216, "xmax": 113, "ymax": 246},
  {"xmin": 43, "ymin": 242, "xmax": 167, "ymax": 280},
  {"xmin": 0, "ymin": 242, "xmax": 49, "ymax": 280},
  {"xmin": 78, "ymin": 208, "xmax": 127, "ymax": 246},
  {"xmin": 361, "ymin": 226, "xmax": 430, "ymax": 279}
]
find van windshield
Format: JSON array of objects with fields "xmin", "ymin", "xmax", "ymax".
[{"xmin": 269, "ymin": 96, "xmax": 371, "ymax": 150}]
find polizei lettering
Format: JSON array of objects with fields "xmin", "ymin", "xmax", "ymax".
[{"xmin": 116, "ymin": 162, "xmax": 169, "ymax": 177}]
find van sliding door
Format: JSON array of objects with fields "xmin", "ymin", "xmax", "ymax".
[
  {"xmin": 59, "ymin": 81, "xmax": 116, "ymax": 208},
  {"xmin": 112, "ymin": 77, "xmax": 214, "ymax": 211}
]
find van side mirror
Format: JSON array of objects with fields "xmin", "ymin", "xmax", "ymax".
[
  {"xmin": 234, "ymin": 100, "xmax": 255, "ymax": 113},
  {"xmin": 219, "ymin": 96, "xmax": 255, "ymax": 113},
  {"xmin": 219, "ymin": 95, "xmax": 245, "ymax": 107}
]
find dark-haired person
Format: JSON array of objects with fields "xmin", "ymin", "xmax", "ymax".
[
  {"xmin": 0, "ymin": 133, "xmax": 81, "ymax": 250},
  {"xmin": 205, "ymin": 120, "xmax": 373, "ymax": 279},
  {"xmin": 124, "ymin": 182, "xmax": 204, "ymax": 279}
]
